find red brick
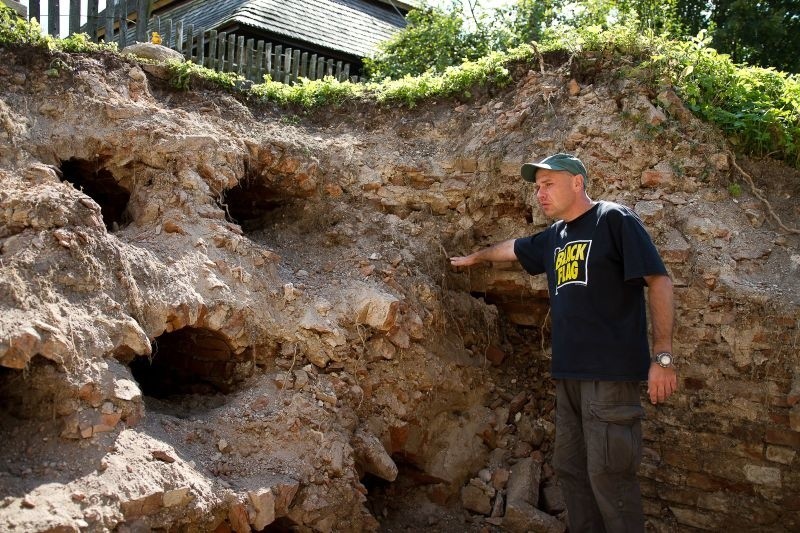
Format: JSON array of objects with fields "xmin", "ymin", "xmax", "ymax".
[
  {"xmin": 769, "ymin": 412, "xmax": 789, "ymax": 425},
  {"xmin": 765, "ymin": 428, "xmax": 800, "ymax": 447},
  {"xmin": 686, "ymin": 472, "xmax": 752, "ymax": 495},
  {"xmin": 662, "ymin": 449, "xmax": 702, "ymax": 471},
  {"xmin": 686, "ymin": 472, "xmax": 723, "ymax": 491}
]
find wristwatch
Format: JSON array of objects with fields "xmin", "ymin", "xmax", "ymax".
[{"xmin": 653, "ymin": 352, "xmax": 673, "ymax": 368}]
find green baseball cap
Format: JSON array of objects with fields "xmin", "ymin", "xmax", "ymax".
[{"xmin": 521, "ymin": 153, "xmax": 588, "ymax": 183}]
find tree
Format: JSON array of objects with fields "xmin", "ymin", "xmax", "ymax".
[
  {"xmin": 365, "ymin": 0, "xmax": 799, "ymax": 77},
  {"xmin": 709, "ymin": 0, "xmax": 800, "ymax": 73},
  {"xmin": 364, "ymin": 6, "xmax": 489, "ymax": 79},
  {"xmin": 497, "ymin": 0, "xmax": 562, "ymax": 44},
  {"xmin": 364, "ymin": 0, "xmax": 562, "ymax": 79}
]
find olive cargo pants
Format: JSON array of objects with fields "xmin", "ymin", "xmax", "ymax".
[{"xmin": 552, "ymin": 380, "xmax": 646, "ymax": 533}]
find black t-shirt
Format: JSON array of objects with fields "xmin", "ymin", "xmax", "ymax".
[{"xmin": 513, "ymin": 201, "xmax": 668, "ymax": 381}]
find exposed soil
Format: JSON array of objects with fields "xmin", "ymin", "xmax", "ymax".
[{"xmin": 0, "ymin": 43, "xmax": 798, "ymax": 532}]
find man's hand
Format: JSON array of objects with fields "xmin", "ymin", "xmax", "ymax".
[
  {"xmin": 450, "ymin": 254, "xmax": 481, "ymax": 267},
  {"xmin": 647, "ymin": 363, "xmax": 677, "ymax": 404}
]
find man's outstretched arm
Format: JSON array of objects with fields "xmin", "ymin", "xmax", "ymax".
[{"xmin": 450, "ymin": 239, "xmax": 518, "ymax": 267}]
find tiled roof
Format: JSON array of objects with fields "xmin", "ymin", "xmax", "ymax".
[{"xmin": 149, "ymin": 0, "xmax": 408, "ymax": 58}]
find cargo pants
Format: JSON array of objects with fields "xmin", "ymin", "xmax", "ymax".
[{"xmin": 552, "ymin": 380, "xmax": 646, "ymax": 533}]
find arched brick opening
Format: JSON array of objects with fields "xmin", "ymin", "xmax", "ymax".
[
  {"xmin": 59, "ymin": 158, "xmax": 131, "ymax": 232},
  {"xmin": 129, "ymin": 327, "xmax": 249, "ymax": 398}
]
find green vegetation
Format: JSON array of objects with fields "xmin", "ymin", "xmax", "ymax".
[
  {"xmin": 648, "ymin": 31, "xmax": 800, "ymax": 166},
  {"xmin": 1, "ymin": 4, "xmax": 798, "ymax": 168},
  {"xmin": 166, "ymin": 60, "xmax": 242, "ymax": 90},
  {"xmin": 252, "ymin": 48, "xmax": 523, "ymax": 108},
  {"xmin": 0, "ymin": 6, "xmax": 116, "ymax": 52},
  {"xmin": 1, "ymin": 5, "xmax": 49, "ymax": 46}
]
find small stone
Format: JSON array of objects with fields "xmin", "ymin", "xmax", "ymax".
[{"xmin": 152, "ymin": 450, "xmax": 176, "ymax": 463}]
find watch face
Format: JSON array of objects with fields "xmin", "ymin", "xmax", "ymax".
[{"xmin": 657, "ymin": 353, "xmax": 672, "ymax": 366}]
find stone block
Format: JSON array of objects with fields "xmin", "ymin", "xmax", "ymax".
[
  {"xmin": 660, "ymin": 229, "xmax": 691, "ymax": 263},
  {"xmin": 696, "ymin": 491, "xmax": 728, "ymax": 513},
  {"xmin": 686, "ymin": 472, "xmax": 724, "ymax": 492},
  {"xmin": 352, "ymin": 428, "xmax": 398, "ymax": 481},
  {"xmin": 503, "ymin": 500, "xmax": 565, "ymax": 533},
  {"xmin": 353, "ymin": 287, "xmax": 400, "ymax": 331},
  {"xmin": 114, "ymin": 379, "xmax": 142, "ymax": 402},
  {"xmin": 634, "ymin": 200, "xmax": 664, "ymax": 223},
  {"xmin": 766, "ymin": 445, "xmax": 796, "ymax": 465},
  {"xmin": 641, "ymin": 169, "xmax": 674, "ymax": 188},
  {"xmin": 247, "ymin": 489, "xmax": 275, "ymax": 530},
  {"xmin": 273, "ymin": 481, "xmax": 299, "ymax": 517},
  {"xmin": 461, "ymin": 484, "xmax": 492, "ymax": 515},
  {"xmin": 228, "ymin": 503, "xmax": 250, "ymax": 533},
  {"xmin": 656, "ymin": 89, "xmax": 694, "ymax": 123},
  {"xmin": 120, "ymin": 492, "xmax": 164, "ymax": 519},
  {"xmin": 163, "ymin": 487, "xmax": 192, "ymax": 507},
  {"xmin": 506, "ymin": 457, "xmax": 542, "ymax": 509},
  {"xmin": 670, "ymin": 506, "xmax": 720, "ymax": 530},
  {"xmin": 121, "ymin": 43, "xmax": 185, "ymax": 63},
  {"xmin": 743, "ymin": 464, "xmax": 781, "ymax": 487}
]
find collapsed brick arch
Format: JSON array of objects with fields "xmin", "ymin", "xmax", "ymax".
[
  {"xmin": 0, "ymin": 356, "xmax": 68, "ymax": 423},
  {"xmin": 129, "ymin": 327, "xmax": 251, "ymax": 399},
  {"xmin": 59, "ymin": 157, "xmax": 131, "ymax": 232}
]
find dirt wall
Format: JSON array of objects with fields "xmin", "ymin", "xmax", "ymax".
[{"xmin": 0, "ymin": 45, "xmax": 798, "ymax": 532}]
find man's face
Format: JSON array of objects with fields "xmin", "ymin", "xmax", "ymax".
[{"xmin": 533, "ymin": 168, "xmax": 581, "ymax": 219}]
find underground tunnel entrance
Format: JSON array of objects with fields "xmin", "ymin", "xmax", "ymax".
[
  {"xmin": 220, "ymin": 177, "xmax": 291, "ymax": 233},
  {"xmin": 0, "ymin": 356, "xmax": 67, "ymax": 430},
  {"xmin": 59, "ymin": 158, "xmax": 131, "ymax": 232},
  {"xmin": 130, "ymin": 327, "xmax": 248, "ymax": 400}
]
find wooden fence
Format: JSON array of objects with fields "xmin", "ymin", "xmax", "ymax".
[{"xmin": 22, "ymin": 0, "xmax": 357, "ymax": 84}]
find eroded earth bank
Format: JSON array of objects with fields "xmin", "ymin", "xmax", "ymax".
[{"xmin": 1, "ymin": 45, "xmax": 799, "ymax": 532}]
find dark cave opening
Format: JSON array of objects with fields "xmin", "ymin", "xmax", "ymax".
[
  {"xmin": 220, "ymin": 178, "xmax": 289, "ymax": 233},
  {"xmin": 59, "ymin": 158, "xmax": 131, "ymax": 232},
  {"xmin": 469, "ymin": 290, "xmax": 551, "ymax": 329},
  {"xmin": 0, "ymin": 356, "xmax": 64, "ymax": 423},
  {"xmin": 362, "ymin": 458, "xmax": 466, "ymax": 530},
  {"xmin": 261, "ymin": 517, "xmax": 300, "ymax": 532},
  {"xmin": 129, "ymin": 327, "xmax": 248, "ymax": 399}
]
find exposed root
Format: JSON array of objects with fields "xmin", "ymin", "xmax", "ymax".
[{"xmin": 729, "ymin": 151, "xmax": 800, "ymax": 235}]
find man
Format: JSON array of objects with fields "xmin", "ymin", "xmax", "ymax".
[{"xmin": 450, "ymin": 153, "xmax": 676, "ymax": 532}]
